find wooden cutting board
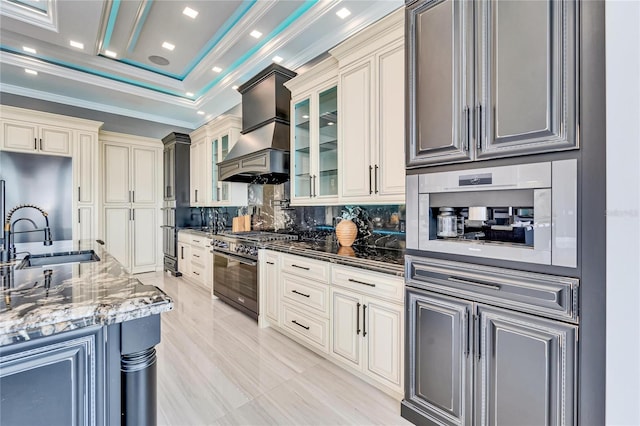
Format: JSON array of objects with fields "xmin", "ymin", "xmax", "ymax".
[{"xmin": 231, "ymin": 215, "xmax": 251, "ymax": 232}]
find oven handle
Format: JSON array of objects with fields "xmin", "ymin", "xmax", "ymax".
[{"xmin": 212, "ymin": 251, "xmax": 257, "ymax": 266}]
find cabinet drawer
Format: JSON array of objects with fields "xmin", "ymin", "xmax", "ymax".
[
  {"xmin": 190, "ymin": 245, "xmax": 206, "ymax": 266},
  {"xmin": 280, "ymin": 254, "xmax": 329, "ymax": 283},
  {"xmin": 190, "ymin": 262, "xmax": 206, "ymax": 284},
  {"xmin": 190, "ymin": 234, "xmax": 208, "ymax": 247},
  {"xmin": 282, "ymin": 273, "xmax": 329, "ymax": 316},
  {"xmin": 282, "ymin": 304, "xmax": 329, "ymax": 353},
  {"xmin": 177, "ymin": 231, "xmax": 190, "ymax": 243},
  {"xmin": 406, "ymin": 256, "xmax": 579, "ymax": 323},
  {"xmin": 332, "ymin": 265, "xmax": 404, "ymax": 303}
]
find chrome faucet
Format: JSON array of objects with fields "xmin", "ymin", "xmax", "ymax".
[{"xmin": 2, "ymin": 204, "xmax": 53, "ymax": 262}]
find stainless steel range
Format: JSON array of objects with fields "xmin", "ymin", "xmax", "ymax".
[{"xmin": 211, "ymin": 231, "xmax": 297, "ymax": 319}]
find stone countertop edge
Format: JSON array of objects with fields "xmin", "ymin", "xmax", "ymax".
[
  {"xmin": 0, "ymin": 240, "xmax": 173, "ymax": 347},
  {"xmin": 265, "ymin": 243, "xmax": 405, "ymax": 277}
]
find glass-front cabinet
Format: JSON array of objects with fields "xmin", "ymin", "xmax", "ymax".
[
  {"xmin": 190, "ymin": 116, "xmax": 247, "ymax": 208},
  {"xmin": 288, "ymin": 58, "xmax": 340, "ymax": 205}
]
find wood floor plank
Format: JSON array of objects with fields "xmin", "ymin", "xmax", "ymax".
[{"xmin": 136, "ymin": 272, "xmax": 410, "ymax": 426}]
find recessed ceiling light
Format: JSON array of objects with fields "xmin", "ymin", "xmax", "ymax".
[
  {"xmin": 302, "ymin": 115, "xmax": 309, "ymax": 119},
  {"xmin": 182, "ymin": 6, "xmax": 198, "ymax": 19},
  {"xmin": 336, "ymin": 8, "xmax": 351, "ymax": 19},
  {"xmin": 232, "ymin": 85, "xmax": 239, "ymax": 90},
  {"xmin": 212, "ymin": 66, "xmax": 222, "ymax": 73},
  {"xmin": 104, "ymin": 50, "xmax": 117, "ymax": 58},
  {"xmin": 162, "ymin": 41, "xmax": 175, "ymax": 51},
  {"xmin": 186, "ymin": 92, "xmax": 194, "ymax": 97},
  {"xmin": 23, "ymin": 46, "xmax": 36, "ymax": 54},
  {"xmin": 25, "ymin": 69, "xmax": 38, "ymax": 75},
  {"xmin": 69, "ymin": 40, "xmax": 84, "ymax": 49},
  {"xmin": 328, "ymin": 122, "xmax": 335, "ymax": 126},
  {"xmin": 197, "ymin": 111, "xmax": 205, "ymax": 115},
  {"xmin": 272, "ymin": 56, "xmax": 283, "ymax": 63},
  {"xmin": 250, "ymin": 30, "xmax": 262, "ymax": 39}
]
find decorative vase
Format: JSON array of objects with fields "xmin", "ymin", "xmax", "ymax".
[{"xmin": 335, "ymin": 219, "xmax": 357, "ymax": 247}]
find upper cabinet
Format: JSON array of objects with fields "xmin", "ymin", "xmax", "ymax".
[
  {"xmin": 330, "ymin": 9, "xmax": 406, "ymax": 204},
  {"xmin": 0, "ymin": 119, "xmax": 72, "ymax": 156},
  {"xmin": 286, "ymin": 58, "xmax": 340, "ymax": 205},
  {"xmin": 406, "ymin": 0, "xmax": 578, "ymax": 167},
  {"xmin": 189, "ymin": 116, "xmax": 247, "ymax": 207}
]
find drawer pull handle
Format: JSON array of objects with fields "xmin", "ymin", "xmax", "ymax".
[
  {"xmin": 292, "ymin": 320, "xmax": 310, "ymax": 330},
  {"xmin": 348, "ymin": 278, "xmax": 376, "ymax": 288},
  {"xmin": 292, "ymin": 289, "xmax": 310, "ymax": 298},
  {"xmin": 292, "ymin": 264, "xmax": 310, "ymax": 271},
  {"xmin": 266, "ymin": 261, "xmax": 275, "ymax": 265},
  {"xmin": 193, "ymin": 240, "xmax": 200, "ymax": 243},
  {"xmin": 193, "ymin": 254, "xmax": 200, "ymax": 258},
  {"xmin": 193, "ymin": 271, "xmax": 200, "ymax": 276},
  {"xmin": 448, "ymin": 277, "xmax": 500, "ymax": 291}
]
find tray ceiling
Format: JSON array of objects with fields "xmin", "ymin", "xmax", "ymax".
[{"xmin": 0, "ymin": 0, "xmax": 403, "ymax": 128}]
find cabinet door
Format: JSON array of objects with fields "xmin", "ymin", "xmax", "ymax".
[
  {"xmin": 211, "ymin": 138, "xmax": 220, "ymax": 203},
  {"xmin": 177, "ymin": 242, "xmax": 190, "ymax": 276},
  {"xmin": 317, "ymin": 86, "xmax": 339, "ymax": 198},
  {"xmin": 476, "ymin": 305, "xmax": 577, "ymax": 426},
  {"xmin": 104, "ymin": 207, "xmax": 131, "ymax": 270},
  {"xmin": 76, "ymin": 206, "xmax": 94, "ymax": 242},
  {"xmin": 330, "ymin": 288, "xmax": 363, "ymax": 369},
  {"xmin": 263, "ymin": 252, "xmax": 280, "ymax": 324},
  {"xmin": 131, "ymin": 207, "xmax": 157, "ymax": 273},
  {"xmin": 163, "ymin": 145, "xmax": 175, "ymax": 200},
  {"xmin": 364, "ymin": 298, "xmax": 403, "ymax": 391},
  {"xmin": 190, "ymin": 142, "xmax": 203, "ymax": 205},
  {"xmin": 103, "ymin": 144, "xmax": 130, "ymax": 204},
  {"xmin": 340, "ymin": 60, "xmax": 373, "ymax": 199},
  {"xmin": 292, "ymin": 97, "xmax": 312, "ymax": 200},
  {"xmin": 376, "ymin": 43, "xmax": 405, "ymax": 200},
  {"xmin": 0, "ymin": 120, "xmax": 37, "ymax": 151},
  {"xmin": 131, "ymin": 147, "xmax": 156, "ymax": 204},
  {"xmin": 39, "ymin": 126, "xmax": 72, "ymax": 155},
  {"xmin": 76, "ymin": 133, "xmax": 95, "ymax": 204},
  {"xmin": 405, "ymin": 288, "xmax": 473, "ymax": 426},
  {"xmin": 476, "ymin": 0, "xmax": 577, "ymax": 158},
  {"xmin": 406, "ymin": 0, "xmax": 473, "ymax": 167},
  {"xmin": 0, "ymin": 327, "xmax": 102, "ymax": 426},
  {"xmin": 219, "ymin": 134, "xmax": 230, "ymax": 202}
]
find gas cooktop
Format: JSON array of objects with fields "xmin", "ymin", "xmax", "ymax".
[{"xmin": 211, "ymin": 232, "xmax": 298, "ymax": 259}]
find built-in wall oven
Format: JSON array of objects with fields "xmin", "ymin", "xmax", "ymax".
[{"xmin": 211, "ymin": 232, "xmax": 297, "ymax": 320}]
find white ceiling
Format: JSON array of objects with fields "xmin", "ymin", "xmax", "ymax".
[{"xmin": 0, "ymin": 0, "xmax": 403, "ymax": 129}]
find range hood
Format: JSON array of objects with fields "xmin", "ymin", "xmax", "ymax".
[{"xmin": 219, "ymin": 64, "xmax": 297, "ymax": 184}]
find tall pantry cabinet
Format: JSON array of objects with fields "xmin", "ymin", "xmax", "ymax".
[{"xmin": 100, "ymin": 131, "xmax": 161, "ymax": 273}]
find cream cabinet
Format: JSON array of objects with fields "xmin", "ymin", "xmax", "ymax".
[
  {"xmin": 285, "ymin": 58, "xmax": 340, "ymax": 205},
  {"xmin": 101, "ymin": 132, "xmax": 160, "ymax": 274},
  {"xmin": 330, "ymin": 9, "xmax": 405, "ymax": 204},
  {"xmin": 177, "ymin": 231, "xmax": 212, "ymax": 290},
  {"xmin": 0, "ymin": 106, "xmax": 102, "ymax": 243},
  {"xmin": 259, "ymin": 250, "xmax": 404, "ymax": 399},
  {"xmin": 0, "ymin": 119, "xmax": 72, "ymax": 156},
  {"xmin": 189, "ymin": 116, "xmax": 247, "ymax": 207}
]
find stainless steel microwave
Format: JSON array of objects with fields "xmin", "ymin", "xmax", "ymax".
[{"xmin": 406, "ymin": 160, "xmax": 577, "ymax": 267}]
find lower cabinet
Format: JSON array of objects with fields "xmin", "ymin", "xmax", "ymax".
[
  {"xmin": 259, "ymin": 249, "xmax": 404, "ymax": 399},
  {"xmin": 177, "ymin": 231, "xmax": 212, "ymax": 291},
  {"xmin": 0, "ymin": 327, "xmax": 103, "ymax": 426},
  {"xmin": 404, "ymin": 287, "xmax": 577, "ymax": 426},
  {"xmin": 331, "ymin": 287, "xmax": 403, "ymax": 394}
]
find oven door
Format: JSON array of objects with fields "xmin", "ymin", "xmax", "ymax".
[{"xmin": 213, "ymin": 251, "xmax": 258, "ymax": 319}]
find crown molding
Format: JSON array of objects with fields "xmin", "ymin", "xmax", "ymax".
[
  {"xmin": 99, "ymin": 129, "xmax": 162, "ymax": 147},
  {"xmin": 0, "ymin": 0, "xmax": 58, "ymax": 32},
  {"xmin": 1, "ymin": 84, "xmax": 196, "ymax": 129},
  {"xmin": 0, "ymin": 104, "xmax": 104, "ymax": 131}
]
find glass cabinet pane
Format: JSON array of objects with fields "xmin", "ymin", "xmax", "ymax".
[
  {"xmin": 211, "ymin": 138, "xmax": 219, "ymax": 202},
  {"xmin": 221, "ymin": 134, "xmax": 229, "ymax": 160},
  {"xmin": 293, "ymin": 98, "xmax": 311, "ymax": 198},
  {"xmin": 318, "ymin": 86, "xmax": 338, "ymax": 197},
  {"xmin": 220, "ymin": 134, "xmax": 229, "ymax": 202}
]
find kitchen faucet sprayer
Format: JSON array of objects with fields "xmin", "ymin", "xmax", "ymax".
[{"xmin": 2, "ymin": 204, "xmax": 53, "ymax": 262}]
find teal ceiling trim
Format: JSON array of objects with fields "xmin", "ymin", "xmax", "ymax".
[
  {"xmin": 0, "ymin": 45, "xmax": 190, "ymax": 99},
  {"xmin": 182, "ymin": 0, "xmax": 256, "ymax": 76},
  {"xmin": 196, "ymin": 0, "xmax": 319, "ymax": 97},
  {"xmin": 103, "ymin": 0, "xmax": 121, "ymax": 50},
  {"xmin": 127, "ymin": 0, "xmax": 153, "ymax": 53}
]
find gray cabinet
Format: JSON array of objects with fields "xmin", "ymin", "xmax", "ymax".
[
  {"xmin": 0, "ymin": 326, "xmax": 104, "ymax": 426},
  {"xmin": 403, "ymin": 287, "xmax": 577, "ymax": 426},
  {"xmin": 406, "ymin": 0, "xmax": 578, "ymax": 167}
]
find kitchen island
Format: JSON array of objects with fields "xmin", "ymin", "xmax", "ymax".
[{"xmin": 0, "ymin": 240, "xmax": 173, "ymax": 426}]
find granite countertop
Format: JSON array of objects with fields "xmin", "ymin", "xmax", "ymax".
[
  {"xmin": 178, "ymin": 228, "xmax": 214, "ymax": 238},
  {"xmin": 266, "ymin": 238, "xmax": 405, "ymax": 277},
  {"xmin": 0, "ymin": 240, "xmax": 173, "ymax": 347}
]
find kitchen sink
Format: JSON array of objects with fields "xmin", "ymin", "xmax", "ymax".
[{"xmin": 16, "ymin": 250, "xmax": 100, "ymax": 269}]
